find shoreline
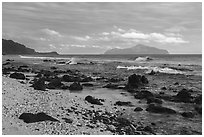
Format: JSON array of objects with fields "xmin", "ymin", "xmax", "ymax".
[{"xmin": 2, "ymin": 57, "xmax": 202, "ymax": 135}]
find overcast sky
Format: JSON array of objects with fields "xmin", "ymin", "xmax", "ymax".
[{"xmin": 2, "ymin": 2, "xmax": 202, "ymax": 54}]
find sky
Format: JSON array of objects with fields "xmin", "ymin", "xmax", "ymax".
[{"xmin": 2, "ymin": 2, "xmax": 202, "ymax": 54}]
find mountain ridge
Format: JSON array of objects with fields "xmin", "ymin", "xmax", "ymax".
[
  {"xmin": 104, "ymin": 44, "xmax": 169, "ymax": 54},
  {"xmin": 2, "ymin": 39, "xmax": 59, "ymax": 55}
]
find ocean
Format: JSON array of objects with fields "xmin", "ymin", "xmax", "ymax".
[{"xmin": 3, "ymin": 54, "xmax": 202, "ymax": 76}]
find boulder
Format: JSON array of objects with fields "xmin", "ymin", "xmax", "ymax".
[
  {"xmin": 194, "ymin": 95, "xmax": 202, "ymax": 104},
  {"xmin": 114, "ymin": 101, "xmax": 133, "ymax": 106},
  {"xmin": 195, "ymin": 105, "xmax": 202, "ymax": 114},
  {"xmin": 69, "ymin": 82, "xmax": 83, "ymax": 90},
  {"xmin": 32, "ymin": 78, "xmax": 46, "ymax": 91},
  {"xmin": 81, "ymin": 76, "xmax": 93, "ymax": 82},
  {"xmin": 176, "ymin": 89, "xmax": 192, "ymax": 103},
  {"xmin": 62, "ymin": 118, "xmax": 73, "ymax": 123},
  {"xmin": 103, "ymin": 83, "xmax": 119, "ymax": 89},
  {"xmin": 85, "ymin": 95, "xmax": 103, "ymax": 105},
  {"xmin": 134, "ymin": 107, "xmax": 143, "ymax": 112},
  {"xmin": 9, "ymin": 72, "xmax": 26, "ymax": 80},
  {"xmin": 181, "ymin": 112, "xmax": 194, "ymax": 118},
  {"xmin": 146, "ymin": 104, "xmax": 176, "ymax": 114},
  {"xmin": 82, "ymin": 83, "xmax": 94, "ymax": 87},
  {"xmin": 47, "ymin": 79, "xmax": 64, "ymax": 89},
  {"xmin": 146, "ymin": 97, "xmax": 163, "ymax": 104},
  {"xmin": 134, "ymin": 90, "xmax": 154, "ymax": 99},
  {"xmin": 161, "ymin": 87, "xmax": 167, "ymax": 90},
  {"xmin": 126, "ymin": 74, "xmax": 148, "ymax": 89},
  {"xmin": 62, "ymin": 75, "xmax": 81, "ymax": 82},
  {"xmin": 19, "ymin": 112, "xmax": 59, "ymax": 123}
]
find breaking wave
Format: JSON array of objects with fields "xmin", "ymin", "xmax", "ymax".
[
  {"xmin": 135, "ymin": 56, "xmax": 153, "ymax": 62},
  {"xmin": 19, "ymin": 55, "xmax": 70, "ymax": 60},
  {"xmin": 117, "ymin": 65, "xmax": 184, "ymax": 74}
]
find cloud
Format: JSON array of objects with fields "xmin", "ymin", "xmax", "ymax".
[
  {"xmin": 98, "ymin": 27, "xmax": 189, "ymax": 44},
  {"xmin": 165, "ymin": 26, "xmax": 187, "ymax": 33},
  {"xmin": 41, "ymin": 28, "xmax": 62, "ymax": 37},
  {"xmin": 71, "ymin": 35, "xmax": 91, "ymax": 41}
]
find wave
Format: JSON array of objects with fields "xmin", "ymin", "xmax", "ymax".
[
  {"xmin": 135, "ymin": 56, "xmax": 153, "ymax": 62},
  {"xmin": 117, "ymin": 65, "xmax": 184, "ymax": 74},
  {"xmin": 19, "ymin": 55, "xmax": 70, "ymax": 60}
]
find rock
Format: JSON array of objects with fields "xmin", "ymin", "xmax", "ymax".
[
  {"xmin": 82, "ymin": 83, "xmax": 94, "ymax": 87},
  {"xmin": 141, "ymin": 76, "xmax": 149, "ymax": 84},
  {"xmin": 134, "ymin": 90, "xmax": 154, "ymax": 99},
  {"xmin": 47, "ymin": 79, "xmax": 64, "ymax": 89},
  {"xmin": 127, "ymin": 74, "xmax": 149, "ymax": 89},
  {"xmin": 50, "ymin": 66, "xmax": 57, "ymax": 70},
  {"xmin": 146, "ymin": 104, "xmax": 176, "ymax": 114},
  {"xmin": 62, "ymin": 75, "xmax": 81, "ymax": 82},
  {"xmin": 19, "ymin": 112, "xmax": 59, "ymax": 123},
  {"xmin": 85, "ymin": 95, "xmax": 103, "ymax": 105},
  {"xmin": 62, "ymin": 118, "xmax": 73, "ymax": 123},
  {"xmin": 176, "ymin": 89, "xmax": 192, "ymax": 103},
  {"xmin": 194, "ymin": 95, "xmax": 202, "ymax": 104},
  {"xmin": 31, "ymin": 78, "xmax": 46, "ymax": 91},
  {"xmin": 195, "ymin": 105, "xmax": 202, "ymax": 114},
  {"xmin": 108, "ymin": 78, "xmax": 123, "ymax": 83},
  {"xmin": 103, "ymin": 83, "xmax": 119, "ymax": 89},
  {"xmin": 181, "ymin": 112, "xmax": 194, "ymax": 118},
  {"xmin": 114, "ymin": 101, "xmax": 133, "ymax": 106},
  {"xmin": 146, "ymin": 97, "xmax": 163, "ymax": 104},
  {"xmin": 134, "ymin": 107, "xmax": 143, "ymax": 111},
  {"xmin": 161, "ymin": 87, "xmax": 167, "ymax": 90},
  {"xmin": 174, "ymin": 82, "xmax": 179, "ymax": 85},
  {"xmin": 148, "ymin": 70, "xmax": 156, "ymax": 75},
  {"xmin": 9, "ymin": 72, "xmax": 26, "ymax": 80},
  {"xmin": 81, "ymin": 76, "xmax": 93, "ymax": 82},
  {"xmin": 69, "ymin": 82, "xmax": 83, "ymax": 90},
  {"xmin": 143, "ymin": 126, "xmax": 154, "ymax": 133}
]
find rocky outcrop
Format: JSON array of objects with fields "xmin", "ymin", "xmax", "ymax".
[
  {"xmin": 9, "ymin": 72, "xmax": 26, "ymax": 80},
  {"xmin": 69, "ymin": 82, "xmax": 83, "ymax": 91},
  {"xmin": 126, "ymin": 74, "xmax": 148, "ymax": 89},
  {"xmin": 146, "ymin": 104, "xmax": 176, "ymax": 114},
  {"xmin": 85, "ymin": 95, "xmax": 104, "ymax": 105},
  {"xmin": 19, "ymin": 112, "xmax": 59, "ymax": 123}
]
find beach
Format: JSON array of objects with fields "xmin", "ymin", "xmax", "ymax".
[{"xmin": 2, "ymin": 54, "xmax": 202, "ymax": 135}]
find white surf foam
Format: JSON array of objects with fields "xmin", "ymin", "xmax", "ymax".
[
  {"xmin": 135, "ymin": 56, "xmax": 153, "ymax": 62},
  {"xmin": 117, "ymin": 65, "xmax": 183, "ymax": 74}
]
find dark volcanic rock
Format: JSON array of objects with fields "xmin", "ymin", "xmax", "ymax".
[
  {"xmin": 147, "ymin": 97, "xmax": 163, "ymax": 104},
  {"xmin": 181, "ymin": 112, "xmax": 194, "ymax": 118},
  {"xmin": 134, "ymin": 90, "xmax": 154, "ymax": 99},
  {"xmin": 114, "ymin": 101, "xmax": 133, "ymax": 106},
  {"xmin": 62, "ymin": 118, "xmax": 73, "ymax": 123},
  {"xmin": 146, "ymin": 104, "xmax": 176, "ymax": 114},
  {"xmin": 194, "ymin": 95, "xmax": 202, "ymax": 104},
  {"xmin": 176, "ymin": 89, "xmax": 192, "ymax": 103},
  {"xmin": 69, "ymin": 82, "xmax": 83, "ymax": 91},
  {"xmin": 9, "ymin": 72, "xmax": 26, "ymax": 80},
  {"xmin": 82, "ymin": 83, "xmax": 94, "ymax": 87},
  {"xmin": 161, "ymin": 87, "xmax": 167, "ymax": 90},
  {"xmin": 19, "ymin": 112, "xmax": 59, "ymax": 123},
  {"xmin": 103, "ymin": 83, "xmax": 119, "ymax": 89},
  {"xmin": 126, "ymin": 74, "xmax": 148, "ymax": 89},
  {"xmin": 47, "ymin": 79, "xmax": 64, "ymax": 89},
  {"xmin": 195, "ymin": 105, "xmax": 202, "ymax": 114},
  {"xmin": 62, "ymin": 75, "xmax": 81, "ymax": 82},
  {"xmin": 32, "ymin": 78, "xmax": 46, "ymax": 91},
  {"xmin": 134, "ymin": 107, "xmax": 143, "ymax": 111},
  {"xmin": 85, "ymin": 95, "xmax": 103, "ymax": 105},
  {"xmin": 81, "ymin": 76, "xmax": 93, "ymax": 82}
]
